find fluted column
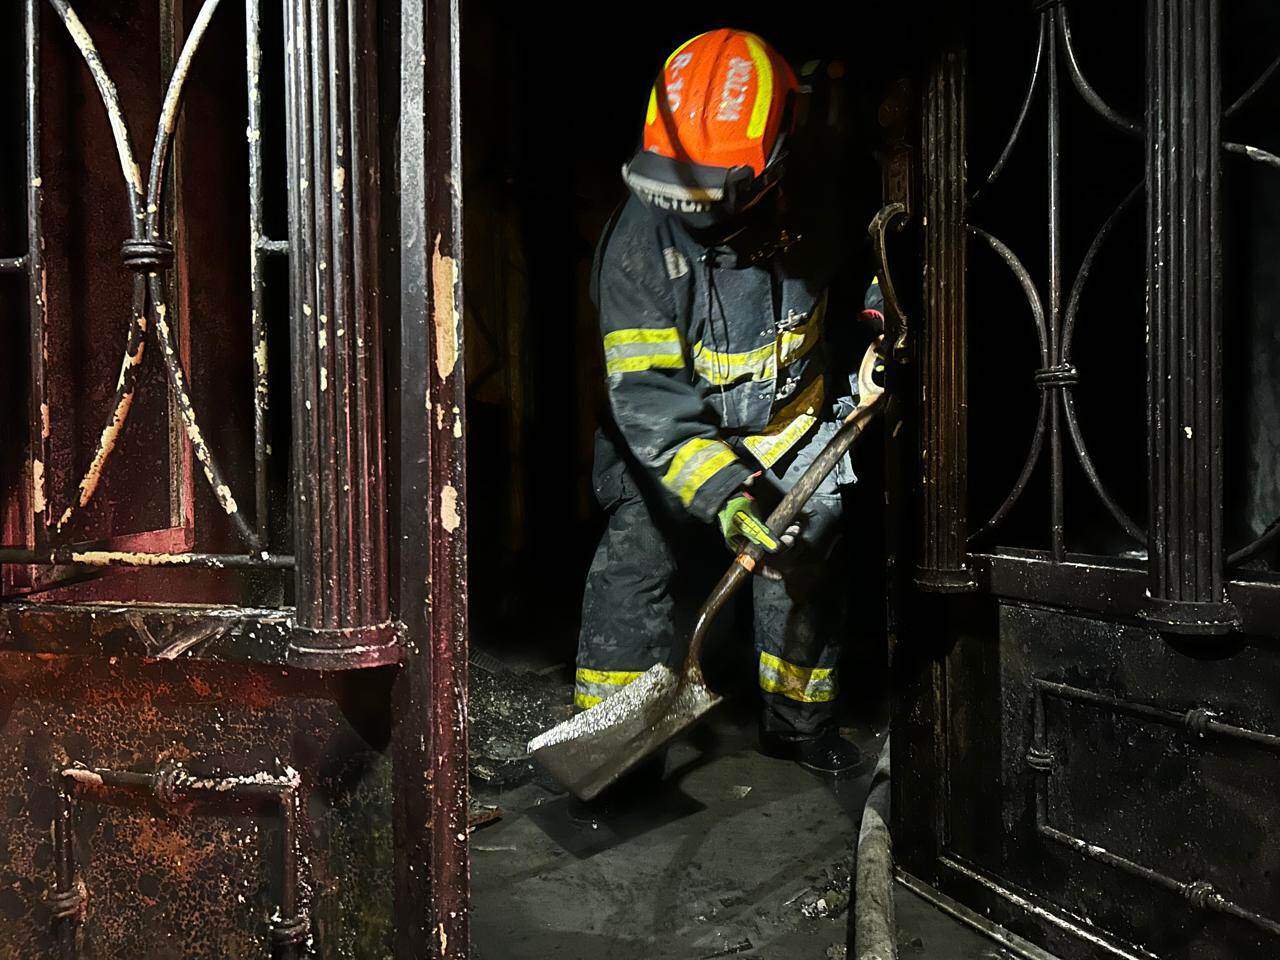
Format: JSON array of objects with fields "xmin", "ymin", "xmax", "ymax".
[
  {"xmin": 283, "ymin": 0, "xmax": 392, "ymax": 663},
  {"xmin": 1143, "ymin": 0, "xmax": 1236, "ymax": 635},
  {"xmin": 917, "ymin": 24, "xmax": 977, "ymax": 594}
]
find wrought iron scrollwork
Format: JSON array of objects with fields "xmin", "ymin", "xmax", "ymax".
[
  {"xmin": 966, "ymin": 3, "xmax": 1149, "ymax": 559},
  {"xmin": 44, "ymin": 0, "xmax": 258, "ymax": 548},
  {"xmin": 3, "ymin": 1, "xmax": 300, "ymax": 571}
]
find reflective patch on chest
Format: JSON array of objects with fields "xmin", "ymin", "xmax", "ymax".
[{"xmin": 663, "ymin": 247, "xmax": 690, "ymax": 280}]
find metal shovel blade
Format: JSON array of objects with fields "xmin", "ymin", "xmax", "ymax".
[{"xmin": 527, "ymin": 663, "xmax": 722, "ymax": 800}]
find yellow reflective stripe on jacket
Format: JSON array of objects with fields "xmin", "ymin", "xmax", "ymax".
[
  {"xmin": 604, "ymin": 327, "xmax": 685, "ymax": 376},
  {"xmin": 758, "ymin": 651, "xmax": 837, "ymax": 703},
  {"xmin": 692, "ymin": 339, "xmax": 776, "ymax": 385},
  {"xmin": 662, "ymin": 437, "xmax": 739, "ymax": 507},
  {"xmin": 778, "ymin": 296, "xmax": 825, "ymax": 367},
  {"xmin": 742, "ymin": 376, "xmax": 825, "ymax": 469},
  {"xmin": 692, "ymin": 296, "xmax": 824, "ymax": 385},
  {"xmin": 574, "ymin": 668, "xmax": 646, "ymax": 710}
]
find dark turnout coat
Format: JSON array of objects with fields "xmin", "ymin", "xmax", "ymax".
[{"xmin": 590, "ymin": 193, "xmax": 878, "ymax": 523}]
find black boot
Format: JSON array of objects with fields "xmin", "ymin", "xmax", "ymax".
[{"xmin": 759, "ymin": 728, "xmax": 861, "ymax": 777}]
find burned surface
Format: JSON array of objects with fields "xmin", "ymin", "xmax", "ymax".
[{"xmin": 0, "ymin": 655, "xmax": 395, "ymax": 959}]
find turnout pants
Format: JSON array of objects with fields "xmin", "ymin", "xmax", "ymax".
[{"xmin": 576, "ymin": 422, "xmax": 853, "ymax": 738}]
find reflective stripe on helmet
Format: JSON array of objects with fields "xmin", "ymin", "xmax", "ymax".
[{"xmin": 742, "ymin": 35, "xmax": 774, "ymax": 139}]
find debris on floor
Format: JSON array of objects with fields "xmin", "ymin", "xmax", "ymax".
[
  {"xmin": 794, "ymin": 849, "xmax": 854, "ymax": 919},
  {"xmin": 468, "ymin": 652, "xmax": 572, "ymax": 789},
  {"xmin": 467, "ymin": 798, "xmax": 503, "ymax": 832},
  {"xmin": 825, "ymin": 944, "xmax": 848, "ymax": 960},
  {"xmin": 697, "ymin": 937, "xmax": 754, "ymax": 958}
]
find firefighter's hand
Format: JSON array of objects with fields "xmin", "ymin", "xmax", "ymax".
[{"xmin": 718, "ymin": 491, "xmax": 781, "ymax": 555}]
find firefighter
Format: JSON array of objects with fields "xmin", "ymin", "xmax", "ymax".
[{"xmin": 576, "ymin": 29, "xmax": 882, "ymax": 777}]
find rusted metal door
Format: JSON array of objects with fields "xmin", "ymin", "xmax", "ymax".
[
  {"xmin": 0, "ymin": 1, "xmax": 470, "ymax": 957},
  {"xmin": 890, "ymin": 2, "xmax": 1280, "ymax": 958}
]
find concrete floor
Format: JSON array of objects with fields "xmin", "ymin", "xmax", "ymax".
[{"xmin": 470, "ymin": 702, "xmax": 1007, "ymax": 960}]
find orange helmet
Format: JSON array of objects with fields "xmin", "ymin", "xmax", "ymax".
[{"xmin": 623, "ymin": 29, "xmax": 799, "ymax": 228}]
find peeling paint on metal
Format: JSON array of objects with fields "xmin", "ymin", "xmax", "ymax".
[
  {"xmin": 334, "ymin": 166, "xmax": 346, "ymax": 193},
  {"xmin": 31, "ymin": 460, "xmax": 46, "ymax": 514},
  {"xmin": 57, "ymin": 3, "xmax": 145, "ymax": 196},
  {"xmin": 68, "ymin": 550, "xmax": 196, "ymax": 566},
  {"xmin": 440, "ymin": 485, "xmax": 461, "ymax": 533},
  {"xmin": 432, "ymin": 234, "xmax": 459, "ymax": 380}
]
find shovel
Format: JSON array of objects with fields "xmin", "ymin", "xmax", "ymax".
[{"xmin": 528, "ymin": 342, "xmax": 888, "ymax": 800}]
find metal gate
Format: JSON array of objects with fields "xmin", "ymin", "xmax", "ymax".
[
  {"xmin": 0, "ymin": 1, "xmax": 470, "ymax": 957},
  {"xmin": 890, "ymin": 2, "xmax": 1280, "ymax": 958}
]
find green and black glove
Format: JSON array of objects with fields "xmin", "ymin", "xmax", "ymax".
[{"xmin": 717, "ymin": 491, "xmax": 780, "ymax": 554}]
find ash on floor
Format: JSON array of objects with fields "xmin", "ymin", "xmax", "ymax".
[
  {"xmin": 468, "ymin": 654, "xmax": 573, "ymax": 790},
  {"xmin": 467, "ymin": 652, "xmax": 1008, "ymax": 959}
]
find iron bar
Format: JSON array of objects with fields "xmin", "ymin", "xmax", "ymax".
[
  {"xmin": 246, "ymin": 0, "xmax": 272, "ymax": 544},
  {"xmin": 1058, "ymin": 183, "xmax": 1146, "ymax": 543},
  {"xmin": 1059, "ymin": 395, "xmax": 1145, "ymax": 542},
  {"xmin": 1057, "ymin": 5, "xmax": 1143, "ymax": 136},
  {"xmin": 1, "ymin": 256, "xmax": 26, "ymax": 273},
  {"xmin": 975, "ymin": 13, "xmax": 1046, "ymax": 200},
  {"xmin": 0, "ymin": 547, "xmax": 293, "ymax": 568},
  {"xmin": 60, "ymin": 763, "xmax": 311, "ymax": 959},
  {"xmin": 258, "ymin": 237, "xmax": 290, "ymax": 255},
  {"xmin": 1224, "ymin": 140, "xmax": 1280, "ymax": 170},
  {"xmin": 50, "ymin": 784, "xmax": 81, "ymax": 960},
  {"xmin": 1225, "ymin": 50, "xmax": 1280, "ymax": 118},
  {"xmin": 1035, "ymin": 678, "xmax": 1280, "ymax": 751},
  {"xmin": 1060, "ymin": 184, "xmax": 1143, "ymax": 356},
  {"xmin": 1029, "ymin": 680, "xmax": 1280, "ymax": 937},
  {"xmin": 46, "ymin": 0, "xmax": 150, "ymax": 534},
  {"xmin": 142, "ymin": 0, "xmax": 261, "ymax": 548},
  {"xmin": 964, "ymin": 227, "xmax": 1050, "ymax": 545},
  {"xmin": 24, "ymin": 0, "xmax": 48, "ymax": 545},
  {"xmin": 969, "ymin": 227, "xmax": 1049, "ymax": 359},
  {"xmin": 969, "ymin": 394, "xmax": 1049, "ymax": 544},
  {"xmin": 1046, "ymin": 6, "xmax": 1066, "ymax": 561},
  {"xmin": 1143, "ymin": 0, "xmax": 1236, "ymax": 634},
  {"xmin": 46, "ymin": 0, "xmax": 256, "ymax": 546},
  {"xmin": 1229, "ymin": 516, "xmax": 1280, "ymax": 567}
]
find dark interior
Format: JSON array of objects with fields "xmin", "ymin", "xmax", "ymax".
[{"xmin": 458, "ymin": 1, "xmax": 926, "ymax": 708}]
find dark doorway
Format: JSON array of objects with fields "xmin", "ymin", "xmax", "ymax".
[{"xmin": 457, "ymin": 4, "xmax": 925, "ymax": 957}]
